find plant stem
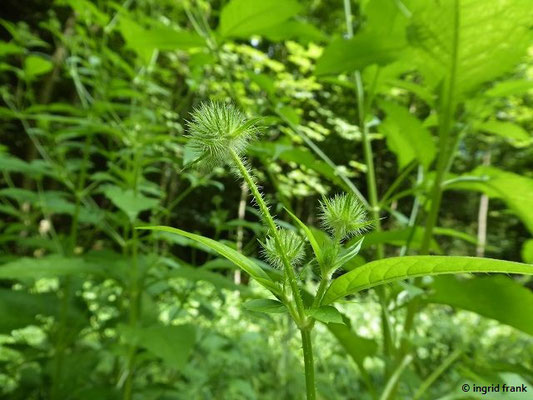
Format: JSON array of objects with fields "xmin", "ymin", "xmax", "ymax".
[
  {"xmin": 301, "ymin": 329, "xmax": 316, "ymax": 400},
  {"xmin": 401, "ymin": 0, "xmax": 460, "ymax": 361},
  {"xmin": 229, "ymin": 149, "xmax": 316, "ymax": 399},
  {"xmin": 229, "ymin": 149, "xmax": 306, "ymax": 321},
  {"xmin": 343, "ymin": 0, "xmax": 394, "ymax": 371}
]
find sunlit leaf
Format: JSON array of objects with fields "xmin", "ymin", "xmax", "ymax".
[
  {"xmin": 219, "ymin": 0, "xmax": 302, "ymax": 38},
  {"xmin": 323, "ymin": 256, "xmax": 533, "ymax": 304},
  {"xmin": 378, "ymin": 101, "xmax": 436, "ymax": 168},
  {"xmin": 0, "ymin": 255, "xmax": 99, "ymax": 279},
  {"xmin": 308, "ymin": 305, "xmax": 343, "ymax": 324}
]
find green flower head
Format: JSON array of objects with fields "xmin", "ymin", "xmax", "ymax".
[
  {"xmin": 319, "ymin": 193, "xmax": 371, "ymax": 241},
  {"xmin": 186, "ymin": 101, "xmax": 257, "ymax": 168},
  {"xmin": 262, "ymin": 229, "xmax": 305, "ymax": 270}
]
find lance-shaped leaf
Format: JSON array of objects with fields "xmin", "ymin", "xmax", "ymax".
[
  {"xmin": 322, "ymin": 256, "xmax": 533, "ymax": 305},
  {"xmin": 137, "ymin": 226, "xmax": 278, "ymax": 293},
  {"xmin": 284, "ymin": 207, "xmax": 323, "ymax": 264}
]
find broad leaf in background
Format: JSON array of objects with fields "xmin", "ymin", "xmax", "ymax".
[
  {"xmin": 0, "ymin": 255, "xmax": 99, "ymax": 279},
  {"xmin": 24, "ymin": 55, "xmax": 53, "ymax": 79},
  {"xmin": 121, "ymin": 324, "xmax": 195, "ymax": 369},
  {"xmin": 486, "ymin": 79, "xmax": 533, "ymax": 98},
  {"xmin": 408, "ymin": 0, "xmax": 533, "ymax": 94},
  {"xmin": 378, "ymin": 101, "xmax": 436, "ymax": 169},
  {"xmin": 449, "ymin": 167, "xmax": 533, "ymax": 234},
  {"xmin": 102, "ymin": 185, "xmax": 159, "ymax": 222},
  {"xmin": 315, "ymin": 0, "xmax": 408, "ymax": 75},
  {"xmin": 477, "ymin": 121, "xmax": 530, "ymax": 145},
  {"xmin": 117, "ymin": 16, "xmax": 204, "ymax": 62},
  {"xmin": 323, "ymin": 256, "xmax": 533, "ymax": 304},
  {"xmin": 219, "ymin": 0, "xmax": 302, "ymax": 38},
  {"xmin": 328, "ymin": 323, "xmax": 378, "ymax": 366},
  {"xmin": 427, "ymin": 275, "xmax": 533, "ymax": 336}
]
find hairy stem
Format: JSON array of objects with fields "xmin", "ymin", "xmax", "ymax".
[{"xmin": 301, "ymin": 329, "xmax": 316, "ymax": 400}]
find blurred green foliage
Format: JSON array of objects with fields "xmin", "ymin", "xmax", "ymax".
[{"xmin": 0, "ymin": 0, "xmax": 532, "ymax": 399}]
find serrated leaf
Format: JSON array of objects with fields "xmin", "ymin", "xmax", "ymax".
[
  {"xmin": 243, "ymin": 299, "xmax": 286, "ymax": 314},
  {"xmin": 316, "ymin": 0, "xmax": 408, "ymax": 75},
  {"xmin": 323, "ymin": 256, "xmax": 533, "ymax": 304},
  {"xmin": 308, "ymin": 305, "xmax": 344, "ymax": 324},
  {"xmin": 378, "ymin": 101, "xmax": 436, "ymax": 169},
  {"xmin": 120, "ymin": 324, "xmax": 195, "ymax": 369},
  {"xmin": 408, "ymin": 0, "xmax": 533, "ymax": 94},
  {"xmin": 427, "ymin": 275, "xmax": 533, "ymax": 336},
  {"xmin": 137, "ymin": 226, "xmax": 276, "ymax": 293},
  {"xmin": 219, "ymin": 0, "xmax": 302, "ymax": 38}
]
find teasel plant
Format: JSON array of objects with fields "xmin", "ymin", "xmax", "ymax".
[{"xmin": 139, "ymin": 102, "xmax": 533, "ymax": 400}]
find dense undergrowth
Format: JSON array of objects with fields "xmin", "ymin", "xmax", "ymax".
[{"xmin": 0, "ymin": 0, "xmax": 532, "ymax": 399}]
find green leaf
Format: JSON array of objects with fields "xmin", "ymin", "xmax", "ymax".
[
  {"xmin": 308, "ymin": 305, "xmax": 343, "ymax": 324},
  {"xmin": 258, "ymin": 20, "xmax": 326, "ymax": 43},
  {"xmin": 327, "ymin": 323, "xmax": 377, "ymax": 366},
  {"xmin": 448, "ymin": 167, "xmax": 533, "ymax": 234},
  {"xmin": 477, "ymin": 121, "xmax": 530, "ymax": 144},
  {"xmin": 243, "ymin": 299, "xmax": 286, "ymax": 314},
  {"xmin": 0, "ymin": 255, "xmax": 99, "ymax": 279},
  {"xmin": 0, "ymin": 289, "xmax": 60, "ymax": 332},
  {"xmin": 334, "ymin": 238, "xmax": 365, "ymax": 270},
  {"xmin": 166, "ymin": 264, "xmax": 246, "ymax": 292},
  {"xmin": 284, "ymin": 207, "xmax": 322, "ymax": 264},
  {"xmin": 522, "ymin": 240, "xmax": 533, "ymax": 264},
  {"xmin": 219, "ymin": 0, "xmax": 302, "ymax": 38},
  {"xmin": 427, "ymin": 276, "xmax": 533, "ymax": 336},
  {"xmin": 24, "ymin": 55, "xmax": 53, "ymax": 79},
  {"xmin": 378, "ymin": 101, "xmax": 436, "ymax": 169},
  {"xmin": 316, "ymin": 32, "xmax": 405, "ymax": 76},
  {"xmin": 120, "ymin": 324, "xmax": 195, "ymax": 369},
  {"xmin": 408, "ymin": 0, "xmax": 533, "ymax": 94},
  {"xmin": 117, "ymin": 17, "xmax": 204, "ymax": 62},
  {"xmin": 315, "ymin": 0, "xmax": 408, "ymax": 75},
  {"xmin": 486, "ymin": 79, "xmax": 533, "ymax": 97},
  {"xmin": 137, "ymin": 226, "xmax": 276, "ymax": 292},
  {"xmin": 102, "ymin": 185, "xmax": 159, "ymax": 222},
  {"xmin": 323, "ymin": 256, "xmax": 533, "ymax": 305},
  {"xmin": 0, "ymin": 41, "xmax": 23, "ymax": 57}
]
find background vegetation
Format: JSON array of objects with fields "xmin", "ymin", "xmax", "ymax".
[{"xmin": 0, "ymin": 0, "xmax": 532, "ymax": 399}]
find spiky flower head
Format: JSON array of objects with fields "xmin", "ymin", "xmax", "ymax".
[
  {"xmin": 261, "ymin": 229, "xmax": 305, "ymax": 270},
  {"xmin": 186, "ymin": 101, "xmax": 257, "ymax": 168},
  {"xmin": 319, "ymin": 193, "xmax": 371, "ymax": 241}
]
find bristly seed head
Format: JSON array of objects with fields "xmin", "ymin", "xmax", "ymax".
[
  {"xmin": 186, "ymin": 101, "xmax": 257, "ymax": 168},
  {"xmin": 319, "ymin": 193, "xmax": 372, "ymax": 241},
  {"xmin": 261, "ymin": 229, "xmax": 305, "ymax": 270}
]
